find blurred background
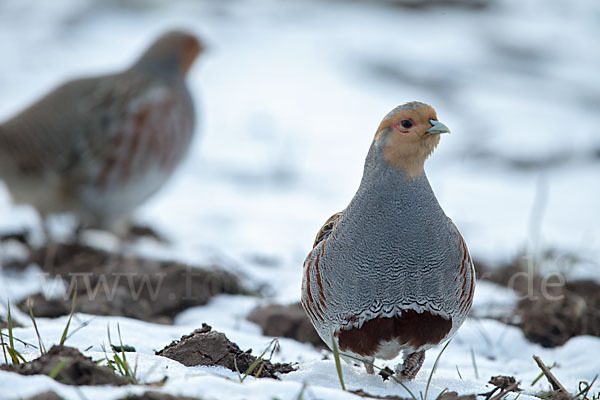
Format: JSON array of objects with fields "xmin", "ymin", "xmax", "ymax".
[
  {"xmin": 0, "ymin": 0, "xmax": 599, "ymax": 295},
  {"xmin": 0, "ymin": 1, "xmax": 599, "ymax": 398}
]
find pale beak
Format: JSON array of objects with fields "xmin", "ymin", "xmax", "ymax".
[{"xmin": 426, "ymin": 119, "xmax": 451, "ymax": 135}]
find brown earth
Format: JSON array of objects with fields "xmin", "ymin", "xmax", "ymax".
[
  {"xmin": 13, "ymin": 243, "xmax": 250, "ymax": 324},
  {"xmin": 24, "ymin": 392, "xmax": 64, "ymax": 400},
  {"xmin": 0, "ymin": 345, "xmax": 129, "ymax": 386},
  {"xmin": 349, "ymin": 390, "xmax": 476, "ymax": 400},
  {"xmin": 119, "ymin": 393, "xmax": 198, "ymax": 400},
  {"xmin": 474, "ymin": 257, "xmax": 600, "ymax": 347},
  {"xmin": 247, "ymin": 302, "xmax": 323, "ymax": 347},
  {"xmin": 156, "ymin": 323, "xmax": 295, "ymax": 379}
]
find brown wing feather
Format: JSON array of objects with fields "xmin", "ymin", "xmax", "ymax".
[
  {"xmin": 313, "ymin": 211, "xmax": 343, "ymax": 247},
  {"xmin": 302, "ymin": 211, "xmax": 343, "ymax": 324}
]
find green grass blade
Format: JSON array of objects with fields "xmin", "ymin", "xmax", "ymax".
[
  {"xmin": 574, "ymin": 375, "xmax": 598, "ymax": 399},
  {"xmin": 295, "ymin": 382, "xmax": 308, "ymax": 400},
  {"xmin": 49, "ymin": 359, "xmax": 67, "ymax": 379},
  {"xmin": 240, "ymin": 355, "xmax": 264, "ymax": 382},
  {"xmin": 101, "ymin": 344, "xmax": 117, "ymax": 373},
  {"xmin": 331, "ymin": 336, "xmax": 346, "ymax": 391},
  {"xmin": 1, "ymin": 328, "xmax": 8, "ymax": 364},
  {"xmin": 4, "ymin": 301, "xmax": 26, "ymax": 364},
  {"xmin": 425, "ymin": 339, "xmax": 452, "ymax": 400},
  {"xmin": 7, "ymin": 301, "xmax": 15, "ymax": 351},
  {"xmin": 234, "ymin": 357, "xmax": 243, "ymax": 382},
  {"xmin": 240, "ymin": 339, "xmax": 277, "ymax": 382},
  {"xmin": 530, "ymin": 362, "xmax": 556, "ymax": 386},
  {"xmin": 436, "ymin": 388, "xmax": 449, "ymax": 400},
  {"xmin": 456, "ymin": 365, "xmax": 463, "ymax": 380},
  {"xmin": 59, "ymin": 290, "xmax": 77, "ymax": 346},
  {"xmin": 6, "ymin": 346, "xmax": 26, "ymax": 364},
  {"xmin": 254, "ymin": 361, "xmax": 265, "ymax": 378},
  {"xmin": 470, "ymin": 346, "xmax": 479, "ymax": 380},
  {"xmin": 116, "ymin": 323, "xmax": 130, "ymax": 378},
  {"xmin": 27, "ymin": 298, "xmax": 46, "ymax": 355}
]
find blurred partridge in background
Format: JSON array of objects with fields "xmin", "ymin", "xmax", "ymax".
[
  {"xmin": 301, "ymin": 102, "xmax": 476, "ymax": 380},
  {"xmin": 0, "ymin": 30, "xmax": 203, "ymax": 236}
]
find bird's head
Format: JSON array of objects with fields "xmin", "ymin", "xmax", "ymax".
[
  {"xmin": 135, "ymin": 30, "xmax": 204, "ymax": 77},
  {"xmin": 373, "ymin": 102, "xmax": 450, "ymax": 179}
]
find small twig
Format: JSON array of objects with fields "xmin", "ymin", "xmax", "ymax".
[
  {"xmin": 531, "ymin": 362, "xmax": 557, "ymax": 386},
  {"xmin": 533, "ymin": 355, "xmax": 568, "ymax": 394},
  {"xmin": 489, "ymin": 382, "xmax": 521, "ymax": 400}
]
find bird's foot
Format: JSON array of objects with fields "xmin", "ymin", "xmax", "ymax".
[{"xmin": 395, "ymin": 350, "xmax": 425, "ymax": 381}]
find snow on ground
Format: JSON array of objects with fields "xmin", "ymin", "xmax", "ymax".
[{"xmin": 1, "ymin": 0, "xmax": 599, "ymax": 399}]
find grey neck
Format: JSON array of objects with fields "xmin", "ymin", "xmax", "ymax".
[
  {"xmin": 359, "ymin": 140, "xmax": 427, "ymax": 189},
  {"xmin": 347, "ymin": 140, "xmax": 444, "ymax": 224},
  {"xmin": 130, "ymin": 58, "xmax": 182, "ymax": 82}
]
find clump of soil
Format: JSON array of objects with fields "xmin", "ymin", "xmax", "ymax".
[
  {"xmin": 156, "ymin": 323, "xmax": 295, "ymax": 379},
  {"xmin": 480, "ymin": 375, "xmax": 521, "ymax": 399},
  {"xmin": 349, "ymin": 390, "xmax": 411, "ymax": 400},
  {"xmin": 349, "ymin": 390, "xmax": 476, "ymax": 400},
  {"xmin": 518, "ymin": 280, "xmax": 600, "ymax": 347},
  {"xmin": 474, "ymin": 257, "xmax": 600, "ymax": 348},
  {"xmin": 488, "ymin": 375, "xmax": 521, "ymax": 391},
  {"xmin": 384, "ymin": 0, "xmax": 489, "ymax": 11},
  {"xmin": 0, "ymin": 345, "xmax": 129, "ymax": 386},
  {"xmin": 538, "ymin": 392, "xmax": 572, "ymax": 400},
  {"xmin": 15, "ymin": 243, "xmax": 250, "ymax": 324},
  {"xmin": 438, "ymin": 393, "xmax": 477, "ymax": 400},
  {"xmin": 120, "ymin": 393, "xmax": 198, "ymax": 400},
  {"xmin": 25, "ymin": 392, "xmax": 64, "ymax": 400},
  {"xmin": 247, "ymin": 302, "xmax": 323, "ymax": 347}
]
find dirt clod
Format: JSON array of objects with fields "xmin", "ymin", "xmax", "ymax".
[
  {"xmin": 539, "ymin": 392, "xmax": 572, "ymax": 400},
  {"xmin": 119, "ymin": 392, "xmax": 198, "ymax": 400},
  {"xmin": 0, "ymin": 345, "xmax": 129, "ymax": 386},
  {"xmin": 489, "ymin": 375, "xmax": 520, "ymax": 391},
  {"xmin": 156, "ymin": 323, "xmax": 295, "ymax": 379},
  {"xmin": 481, "ymin": 376, "xmax": 522, "ymax": 400},
  {"xmin": 15, "ymin": 243, "xmax": 249, "ymax": 324},
  {"xmin": 474, "ymin": 257, "xmax": 600, "ymax": 347},
  {"xmin": 437, "ymin": 392, "xmax": 477, "ymax": 400},
  {"xmin": 24, "ymin": 392, "xmax": 64, "ymax": 400},
  {"xmin": 247, "ymin": 302, "xmax": 323, "ymax": 347},
  {"xmin": 518, "ymin": 280, "xmax": 600, "ymax": 347}
]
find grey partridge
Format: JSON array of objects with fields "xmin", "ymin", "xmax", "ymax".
[
  {"xmin": 0, "ymin": 30, "xmax": 203, "ymax": 234},
  {"xmin": 301, "ymin": 102, "xmax": 475, "ymax": 381}
]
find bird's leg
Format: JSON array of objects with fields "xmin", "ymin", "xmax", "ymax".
[
  {"xmin": 395, "ymin": 350, "xmax": 425, "ymax": 381},
  {"xmin": 363, "ymin": 357, "xmax": 375, "ymax": 374}
]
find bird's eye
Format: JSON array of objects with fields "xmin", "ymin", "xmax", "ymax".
[{"xmin": 400, "ymin": 120, "xmax": 413, "ymax": 129}]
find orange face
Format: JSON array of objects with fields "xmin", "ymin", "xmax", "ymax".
[
  {"xmin": 376, "ymin": 103, "xmax": 439, "ymax": 139},
  {"xmin": 178, "ymin": 34, "xmax": 203, "ymax": 76},
  {"xmin": 374, "ymin": 102, "xmax": 450, "ymax": 178}
]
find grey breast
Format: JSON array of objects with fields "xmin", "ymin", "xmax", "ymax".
[{"xmin": 319, "ymin": 145, "xmax": 462, "ymax": 325}]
